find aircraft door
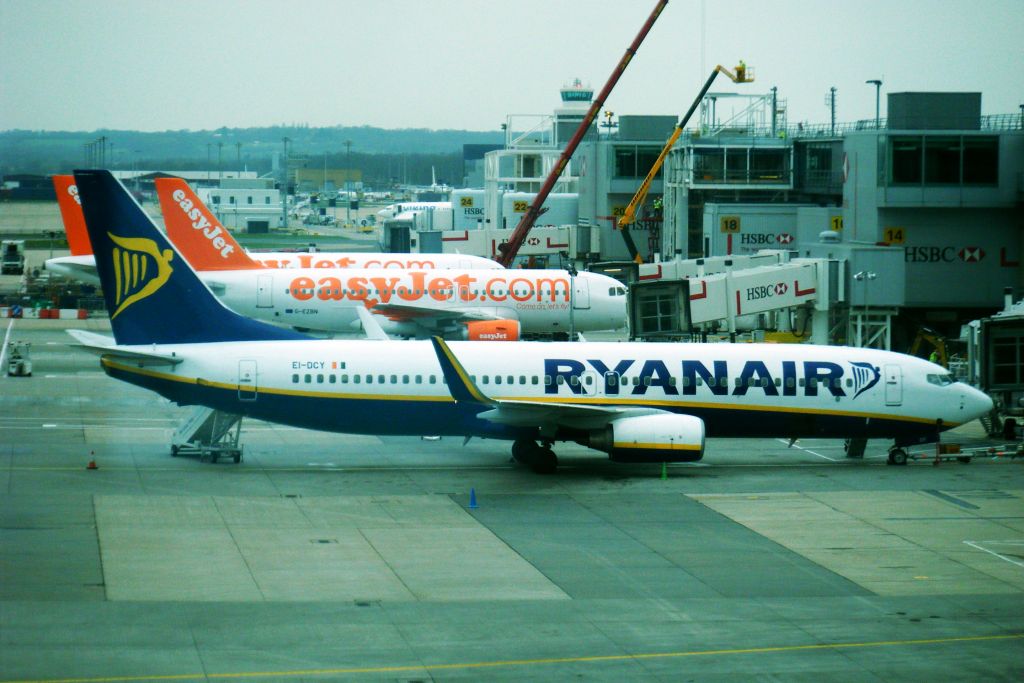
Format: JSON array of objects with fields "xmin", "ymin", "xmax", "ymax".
[
  {"xmin": 256, "ymin": 275, "xmax": 273, "ymax": 308},
  {"xmin": 573, "ymin": 277, "xmax": 590, "ymax": 310},
  {"xmin": 603, "ymin": 371, "xmax": 622, "ymax": 397},
  {"xmin": 238, "ymin": 360, "xmax": 257, "ymax": 402},
  {"xmin": 884, "ymin": 364, "xmax": 902, "ymax": 406}
]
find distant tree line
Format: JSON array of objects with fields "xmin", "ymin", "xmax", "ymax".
[{"xmin": 0, "ymin": 125, "xmax": 502, "ymax": 188}]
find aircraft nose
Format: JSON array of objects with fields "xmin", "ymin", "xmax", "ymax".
[{"xmin": 963, "ymin": 385, "xmax": 994, "ymax": 420}]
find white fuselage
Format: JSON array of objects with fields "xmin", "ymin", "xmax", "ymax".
[
  {"xmin": 239, "ymin": 251, "xmax": 501, "ymax": 270},
  {"xmin": 205, "ymin": 268, "xmax": 628, "ymax": 336},
  {"xmin": 103, "ymin": 339, "xmax": 993, "ymax": 443}
]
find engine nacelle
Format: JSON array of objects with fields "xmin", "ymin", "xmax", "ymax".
[
  {"xmin": 462, "ymin": 320, "xmax": 520, "ymax": 341},
  {"xmin": 587, "ymin": 414, "xmax": 705, "ymax": 463}
]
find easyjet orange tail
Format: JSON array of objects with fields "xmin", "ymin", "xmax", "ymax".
[
  {"xmin": 53, "ymin": 175, "xmax": 93, "ymax": 256},
  {"xmin": 154, "ymin": 177, "xmax": 262, "ymax": 270}
]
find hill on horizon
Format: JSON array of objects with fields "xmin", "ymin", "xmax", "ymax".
[{"xmin": 0, "ymin": 125, "xmax": 505, "ymax": 184}]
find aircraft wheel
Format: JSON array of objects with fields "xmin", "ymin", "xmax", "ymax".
[
  {"xmin": 887, "ymin": 448, "xmax": 908, "ymax": 466},
  {"xmin": 171, "ymin": 445, "xmax": 179, "ymax": 457},
  {"xmin": 511, "ymin": 439, "xmax": 532, "ymax": 464},
  {"xmin": 529, "ymin": 446, "xmax": 558, "ymax": 475}
]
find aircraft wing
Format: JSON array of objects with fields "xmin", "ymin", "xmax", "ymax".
[
  {"xmin": 371, "ymin": 302, "xmax": 510, "ymax": 324},
  {"xmin": 477, "ymin": 400, "xmax": 668, "ymax": 431},
  {"xmin": 429, "ymin": 336, "xmax": 673, "ymax": 431},
  {"xmin": 67, "ymin": 330, "xmax": 183, "ymax": 366},
  {"xmin": 45, "ymin": 255, "xmax": 101, "ymax": 286}
]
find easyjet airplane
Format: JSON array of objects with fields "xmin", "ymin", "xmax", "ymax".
[
  {"xmin": 69, "ymin": 170, "xmax": 993, "ymax": 472},
  {"xmin": 155, "ymin": 178, "xmax": 497, "ymax": 271},
  {"xmin": 45, "ymin": 175, "xmax": 500, "ymax": 286},
  {"xmin": 155, "ymin": 177, "xmax": 626, "ymax": 339}
]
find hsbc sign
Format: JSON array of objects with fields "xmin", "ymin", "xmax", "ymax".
[
  {"xmin": 746, "ymin": 282, "xmax": 790, "ymax": 301},
  {"xmin": 739, "ymin": 233, "xmax": 795, "ymax": 246},
  {"xmin": 959, "ymin": 247, "xmax": 985, "ymax": 263},
  {"xmin": 905, "ymin": 246, "xmax": 987, "ymax": 263}
]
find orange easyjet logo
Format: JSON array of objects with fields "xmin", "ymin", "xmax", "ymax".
[
  {"xmin": 258, "ymin": 255, "xmax": 442, "ymax": 269},
  {"xmin": 288, "ymin": 272, "xmax": 569, "ymax": 308},
  {"xmin": 170, "ymin": 188, "xmax": 235, "ymax": 259}
]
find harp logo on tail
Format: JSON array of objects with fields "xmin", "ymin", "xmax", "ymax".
[{"xmin": 108, "ymin": 233, "xmax": 174, "ymax": 319}]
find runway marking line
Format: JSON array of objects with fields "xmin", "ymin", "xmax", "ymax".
[
  {"xmin": 3, "ymin": 632, "xmax": 1021, "ymax": 683},
  {"xmin": 964, "ymin": 540, "xmax": 1024, "ymax": 568},
  {"xmin": 774, "ymin": 438, "xmax": 839, "ymax": 461}
]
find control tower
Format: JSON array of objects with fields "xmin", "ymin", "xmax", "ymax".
[{"xmin": 554, "ymin": 78, "xmax": 597, "ymax": 146}]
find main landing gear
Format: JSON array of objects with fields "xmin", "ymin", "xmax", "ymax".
[
  {"xmin": 512, "ymin": 439, "xmax": 558, "ymax": 474},
  {"xmin": 887, "ymin": 446, "xmax": 908, "ymax": 466}
]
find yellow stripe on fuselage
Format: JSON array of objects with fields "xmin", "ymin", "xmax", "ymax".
[{"xmin": 614, "ymin": 442, "xmax": 702, "ymax": 451}]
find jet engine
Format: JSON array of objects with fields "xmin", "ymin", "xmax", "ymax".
[
  {"xmin": 585, "ymin": 414, "xmax": 705, "ymax": 463},
  {"xmin": 461, "ymin": 320, "xmax": 520, "ymax": 341}
]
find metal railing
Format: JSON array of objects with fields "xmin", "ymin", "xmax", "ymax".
[{"xmin": 681, "ymin": 112, "xmax": 1023, "ymax": 141}]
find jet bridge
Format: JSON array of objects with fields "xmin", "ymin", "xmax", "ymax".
[{"xmin": 628, "ymin": 250, "xmax": 839, "ymax": 343}]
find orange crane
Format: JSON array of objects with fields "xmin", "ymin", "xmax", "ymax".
[
  {"xmin": 617, "ymin": 62, "xmax": 754, "ymax": 263},
  {"xmin": 496, "ymin": 0, "xmax": 669, "ymax": 268}
]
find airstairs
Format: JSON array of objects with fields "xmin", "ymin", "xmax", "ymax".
[{"xmin": 171, "ymin": 406, "xmax": 244, "ymax": 463}]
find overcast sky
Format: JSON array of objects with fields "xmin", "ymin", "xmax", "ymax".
[{"xmin": 1, "ymin": 0, "xmax": 1021, "ymax": 133}]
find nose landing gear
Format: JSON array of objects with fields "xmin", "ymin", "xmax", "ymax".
[{"xmin": 887, "ymin": 447, "xmax": 908, "ymax": 466}]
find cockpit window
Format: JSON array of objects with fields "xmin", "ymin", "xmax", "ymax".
[
  {"xmin": 608, "ymin": 286, "xmax": 627, "ymax": 297},
  {"xmin": 926, "ymin": 373, "xmax": 954, "ymax": 387}
]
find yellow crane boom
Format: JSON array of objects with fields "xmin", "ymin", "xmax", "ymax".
[{"xmin": 617, "ymin": 62, "xmax": 753, "ymax": 263}]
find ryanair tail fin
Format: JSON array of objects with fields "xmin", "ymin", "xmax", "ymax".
[
  {"xmin": 52, "ymin": 175, "xmax": 93, "ymax": 256},
  {"xmin": 154, "ymin": 177, "xmax": 263, "ymax": 271},
  {"xmin": 73, "ymin": 170, "xmax": 305, "ymax": 345}
]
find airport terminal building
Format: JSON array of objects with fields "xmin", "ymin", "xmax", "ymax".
[{"xmin": 488, "ymin": 88, "xmax": 1023, "ymax": 343}]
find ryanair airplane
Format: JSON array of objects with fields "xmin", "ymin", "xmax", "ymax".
[{"xmin": 69, "ymin": 170, "xmax": 993, "ymax": 473}]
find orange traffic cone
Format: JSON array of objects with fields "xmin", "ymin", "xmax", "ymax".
[{"xmin": 87, "ymin": 451, "xmax": 98, "ymax": 470}]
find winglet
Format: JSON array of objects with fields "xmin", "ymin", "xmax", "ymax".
[
  {"xmin": 52, "ymin": 175, "xmax": 93, "ymax": 256},
  {"xmin": 154, "ymin": 177, "xmax": 263, "ymax": 271},
  {"xmin": 429, "ymin": 337, "xmax": 493, "ymax": 406},
  {"xmin": 354, "ymin": 306, "xmax": 390, "ymax": 340}
]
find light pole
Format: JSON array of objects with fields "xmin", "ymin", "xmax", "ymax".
[
  {"xmin": 825, "ymin": 87, "xmax": 837, "ymax": 136},
  {"xmin": 281, "ymin": 137, "xmax": 290, "ymax": 230},
  {"xmin": 866, "ymin": 79, "xmax": 882, "ymax": 129},
  {"xmin": 344, "ymin": 140, "xmax": 353, "ymax": 225},
  {"xmin": 852, "ymin": 270, "xmax": 877, "ymax": 347}
]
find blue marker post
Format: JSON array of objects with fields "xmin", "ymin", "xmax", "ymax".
[{"xmin": 468, "ymin": 488, "xmax": 479, "ymax": 510}]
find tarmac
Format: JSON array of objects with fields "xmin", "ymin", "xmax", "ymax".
[{"xmin": 1, "ymin": 317, "xmax": 1022, "ymax": 682}]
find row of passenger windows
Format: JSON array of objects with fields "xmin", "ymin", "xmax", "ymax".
[{"xmin": 289, "ymin": 373, "xmax": 854, "ymax": 389}]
